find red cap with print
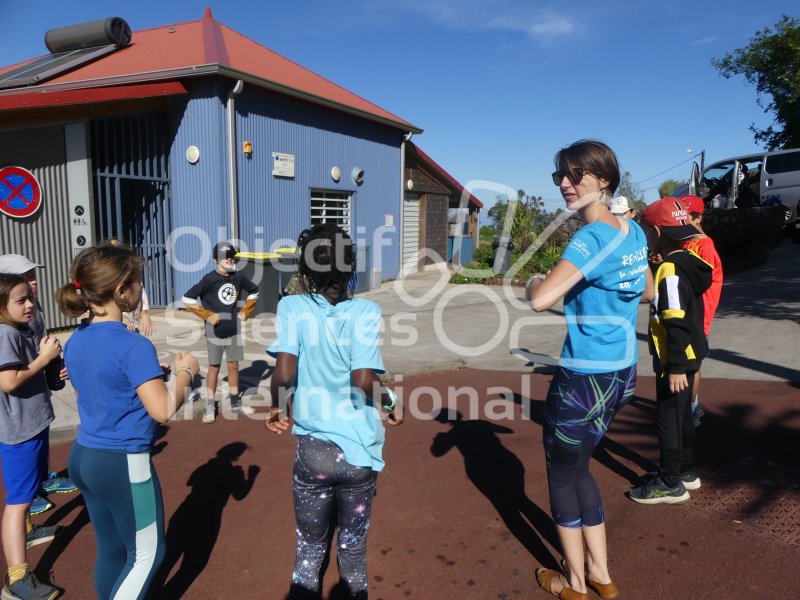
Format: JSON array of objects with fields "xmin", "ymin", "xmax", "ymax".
[
  {"xmin": 641, "ymin": 197, "xmax": 700, "ymax": 240},
  {"xmin": 680, "ymin": 194, "xmax": 705, "ymax": 215}
]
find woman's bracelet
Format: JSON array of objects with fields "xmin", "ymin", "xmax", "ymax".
[
  {"xmin": 383, "ymin": 388, "xmax": 398, "ymax": 411},
  {"xmin": 175, "ymin": 366, "xmax": 194, "ymax": 381},
  {"xmin": 525, "ymin": 274, "xmax": 546, "ymax": 288}
]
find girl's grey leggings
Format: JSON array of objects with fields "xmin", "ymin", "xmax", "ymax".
[{"xmin": 291, "ymin": 435, "xmax": 378, "ymax": 598}]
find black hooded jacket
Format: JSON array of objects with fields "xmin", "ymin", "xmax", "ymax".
[{"xmin": 648, "ymin": 249, "xmax": 713, "ymax": 375}]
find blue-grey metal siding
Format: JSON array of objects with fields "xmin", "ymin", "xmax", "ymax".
[
  {"xmin": 0, "ymin": 124, "xmax": 74, "ymax": 330},
  {"xmin": 235, "ymin": 87, "xmax": 403, "ymax": 280},
  {"xmin": 169, "ymin": 79, "xmax": 230, "ymax": 300}
]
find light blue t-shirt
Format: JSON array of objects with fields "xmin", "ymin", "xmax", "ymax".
[
  {"xmin": 267, "ymin": 294, "xmax": 386, "ymax": 471},
  {"xmin": 64, "ymin": 321, "xmax": 165, "ymax": 452},
  {"xmin": 559, "ymin": 220, "xmax": 648, "ymax": 374}
]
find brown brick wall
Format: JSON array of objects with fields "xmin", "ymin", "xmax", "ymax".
[{"xmin": 423, "ymin": 193, "xmax": 448, "ymax": 265}]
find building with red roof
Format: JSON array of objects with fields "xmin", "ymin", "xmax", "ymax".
[{"xmin": 0, "ymin": 10, "xmax": 478, "ymax": 327}]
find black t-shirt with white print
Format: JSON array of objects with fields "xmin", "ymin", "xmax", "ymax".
[{"xmin": 183, "ymin": 270, "xmax": 259, "ymax": 339}]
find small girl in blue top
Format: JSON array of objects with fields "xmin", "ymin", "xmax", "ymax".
[
  {"xmin": 266, "ymin": 223, "xmax": 403, "ymax": 599},
  {"xmin": 55, "ymin": 244, "xmax": 199, "ymax": 600},
  {"xmin": 527, "ymin": 140, "xmax": 654, "ymax": 600},
  {"xmin": 0, "ymin": 274, "xmax": 62, "ymax": 600}
]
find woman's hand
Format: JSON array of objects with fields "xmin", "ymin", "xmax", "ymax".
[
  {"xmin": 139, "ymin": 311, "xmax": 154, "ymax": 337},
  {"xmin": 123, "ymin": 316, "xmax": 136, "ymax": 331}
]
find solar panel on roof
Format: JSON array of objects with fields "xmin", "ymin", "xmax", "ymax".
[{"xmin": 0, "ymin": 44, "xmax": 116, "ymax": 90}]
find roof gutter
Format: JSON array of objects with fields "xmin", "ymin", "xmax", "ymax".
[
  {"xmin": 226, "ymin": 79, "xmax": 244, "ymax": 241},
  {"xmin": 0, "ymin": 65, "xmax": 424, "ymax": 134}
]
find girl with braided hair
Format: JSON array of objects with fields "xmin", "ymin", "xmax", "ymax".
[{"xmin": 266, "ymin": 223, "xmax": 402, "ymax": 599}]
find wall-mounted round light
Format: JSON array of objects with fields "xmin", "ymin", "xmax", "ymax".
[
  {"xmin": 331, "ymin": 166, "xmax": 341, "ymax": 182},
  {"xmin": 352, "ymin": 167, "xmax": 364, "ymax": 185},
  {"xmin": 186, "ymin": 146, "xmax": 200, "ymax": 164},
  {"xmin": 406, "ymin": 179, "xmax": 414, "ymax": 191}
]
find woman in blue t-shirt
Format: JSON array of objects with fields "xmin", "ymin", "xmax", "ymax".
[
  {"xmin": 56, "ymin": 244, "xmax": 199, "ymax": 600},
  {"xmin": 266, "ymin": 223, "xmax": 403, "ymax": 599},
  {"xmin": 526, "ymin": 140, "xmax": 654, "ymax": 600}
]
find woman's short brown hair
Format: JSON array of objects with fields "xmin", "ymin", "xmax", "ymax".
[{"xmin": 554, "ymin": 139, "xmax": 620, "ymax": 195}]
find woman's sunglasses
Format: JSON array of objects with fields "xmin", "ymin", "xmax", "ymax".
[{"xmin": 551, "ymin": 168, "xmax": 592, "ymax": 186}]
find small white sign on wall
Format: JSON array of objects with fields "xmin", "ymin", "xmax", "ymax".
[
  {"xmin": 385, "ymin": 213, "xmax": 394, "ymax": 227},
  {"xmin": 272, "ymin": 152, "xmax": 295, "ymax": 177}
]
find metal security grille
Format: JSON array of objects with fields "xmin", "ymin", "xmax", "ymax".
[
  {"xmin": 310, "ymin": 190, "xmax": 351, "ymax": 235},
  {"xmin": 90, "ymin": 112, "xmax": 173, "ymax": 306}
]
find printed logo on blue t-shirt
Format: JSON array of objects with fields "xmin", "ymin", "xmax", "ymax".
[{"xmin": 218, "ymin": 283, "xmax": 237, "ymax": 305}]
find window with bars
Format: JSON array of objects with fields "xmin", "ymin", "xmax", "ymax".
[{"xmin": 310, "ymin": 190, "xmax": 351, "ymax": 235}]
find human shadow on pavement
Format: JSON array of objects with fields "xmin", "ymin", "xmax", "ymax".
[
  {"xmin": 239, "ymin": 359, "xmax": 274, "ymax": 390},
  {"xmin": 34, "ymin": 495, "xmax": 91, "ymax": 585},
  {"xmin": 149, "ymin": 442, "xmax": 260, "ymax": 600},
  {"xmin": 430, "ymin": 408, "xmax": 560, "ymax": 568}
]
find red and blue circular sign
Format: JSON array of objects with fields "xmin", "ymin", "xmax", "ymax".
[{"xmin": 0, "ymin": 166, "xmax": 42, "ymax": 219}]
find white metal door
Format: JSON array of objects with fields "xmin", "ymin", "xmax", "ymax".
[{"xmin": 402, "ymin": 196, "xmax": 419, "ymax": 277}]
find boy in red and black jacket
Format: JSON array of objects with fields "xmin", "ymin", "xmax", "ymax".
[
  {"xmin": 679, "ymin": 195, "xmax": 723, "ymax": 427},
  {"xmin": 629, "ymin": 198, "xmax": 712, "ymax": 505}
]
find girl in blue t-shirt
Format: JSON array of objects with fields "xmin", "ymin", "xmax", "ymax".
[
  {"xmin": 526, "ymin": 140, "xmax": 654, "ymax": 600},
  {"xmin": 0, "ymin": 273, "xmax": 62, "ymax": 600},
  {"xmin": 55, "ymin": 245, "xmax": 199, "ymax": 600},
  {"xmin": 266, "ymin": 223, "xmax": 403, "ymax": 599}
]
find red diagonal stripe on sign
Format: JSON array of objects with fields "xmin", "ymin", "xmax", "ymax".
[{"xmin": 0, "ymin": 176, "xmax": 31, "ymax": 207}]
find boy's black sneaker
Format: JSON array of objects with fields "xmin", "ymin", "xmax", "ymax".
[
  {"xmin": 679, "ymin": 470, "xmax": 701, "ymax": 490},
  {"xmin": 628, "ymin": 475, "xmax": 690, "ymax": 505},
  {"xmin": 2, "ymin": 572, "xmax": 59, "ymax": 600},
  {"xmin": 643, "ymin": 470, "xmax": 701, "ymax": 491},
  {"xmin": 26, "ymin": 524, "xmax": 62, "ymax": 549}
]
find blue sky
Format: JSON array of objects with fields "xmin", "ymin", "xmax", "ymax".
[{"xmin": 0, "ymin": 1, "xmax": 793, "ymax": 213}]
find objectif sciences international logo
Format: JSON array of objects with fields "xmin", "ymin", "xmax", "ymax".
[{"xmin": 0, "ymin": 166, "xmax": 42, "ymax": 219}]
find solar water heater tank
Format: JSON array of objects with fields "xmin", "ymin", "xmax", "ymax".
[{"xmin": 45, "ymin": 17, "xmax": 132, "ymax": 53}]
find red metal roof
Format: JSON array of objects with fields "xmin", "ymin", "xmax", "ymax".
[
  {"xmin": 407, "ymin": 142, "xmax": 483, "ymax": 209},
  {"xmin": 0, "ymin": 10, "xmax": 421, "ymax": 133}
]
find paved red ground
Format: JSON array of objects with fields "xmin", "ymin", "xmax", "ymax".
[{"xmin": 16, "ymin": 370, "xmax": 800, "ymax": 599}]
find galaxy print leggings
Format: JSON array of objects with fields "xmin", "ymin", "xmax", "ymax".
[
  {"xmin": 291, "ymin": 435, "xmax": 378, "ymax": 597},
  {"xmin": 543, "ymin": 365, "xmax": 637, "ymax": 528}
]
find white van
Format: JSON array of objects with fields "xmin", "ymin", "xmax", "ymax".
[{"xmin": 679, "ymin": 147, "xmax": 800, "ymax": 219}]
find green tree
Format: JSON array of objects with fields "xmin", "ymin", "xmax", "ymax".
[
  {"xmin": 487, "ymin": 195, "xmax": 509, "ymax": 230},
  {"xmin": 616, "ymin": 171, "xmax": 646, "ymax": 211},
  {"xmin": 711, "ymin": 15, "xmax": 800, "ymax": 150},
  {"xmin": 658, "ymin": 178, "xmax": 683, "ymax": 198}
]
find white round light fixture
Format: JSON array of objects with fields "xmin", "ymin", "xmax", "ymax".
[
  {"xmin": 331, "ymin": 166, "xmax": 341, "ymax": 182},
  {"xmin": 406, "ymin": 179, "xmax": 414, "ymax": 191},
  {"xmin": 186, "ymin": 146, "xmax": 200, "ymax": 164}
]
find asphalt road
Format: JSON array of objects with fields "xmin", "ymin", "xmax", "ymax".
[{"xmin": 22, "ymin": 369, "xmax": 800, "ymax": 599}]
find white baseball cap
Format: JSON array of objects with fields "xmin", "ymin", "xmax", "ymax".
[
  {"xmin": 0, "ymin": 254, "xmax": 43, "ymax": 274},
  {"xmin": 609, "ymin": 196, "xmax": 632, "ymax": 215}
]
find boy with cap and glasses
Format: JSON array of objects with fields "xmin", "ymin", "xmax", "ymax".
[
  {"xmin": 0, "ymin": 255, "xmax": 79, "ymax": 517},
  {"xmin": 679, "ymin": 195, "xmax": 723, "ymax": 427},
  {"xmin": 182, "ymin": 243, "xmax": 259, "ymax": 423},
  {"xmin": 629, "ymin": 198, "xmax": 712, "ymax": 505}
]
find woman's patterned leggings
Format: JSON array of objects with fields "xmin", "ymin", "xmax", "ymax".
[
  {"xmin": 543, "ymin": 365, "xmax": 636, "ymax": 528},
  {"xmin": 291, "ymin": 435, "xmax": 378, "ymax": 598}
]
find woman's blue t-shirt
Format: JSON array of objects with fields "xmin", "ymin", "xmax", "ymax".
[
  {"xmin": 559, "ymin": 220, "xmax": 649, "ymax": 374},
  {"xmin": 267, "ymin": 294, "xmax": 386, "ymax": 472},
  {"xmin": 64, "ymin": 321, "xmax": 165, "ymax": 452}
]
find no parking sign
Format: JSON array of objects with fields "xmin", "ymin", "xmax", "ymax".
[{"xmin": 0, "ymin": 166, "xmax": 42, "ymax": 219}]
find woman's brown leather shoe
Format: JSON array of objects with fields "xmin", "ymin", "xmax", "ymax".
[
  {"xmin": 535, "ymin": 568, "xmax": 590, "ymax": 600},
  {"xmin": 587, "ymin": 579, "xmax": 619, "ymax": 600}
]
